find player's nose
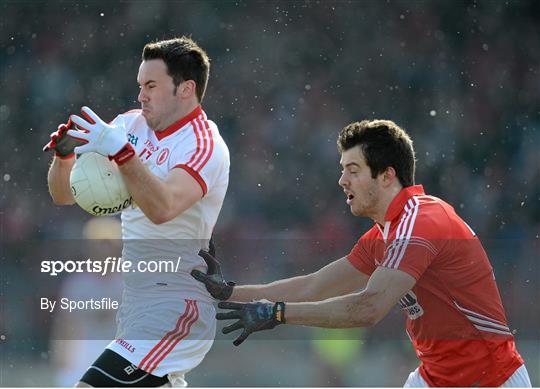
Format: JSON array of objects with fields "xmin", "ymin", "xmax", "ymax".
[
  {"xmin": 137, "ymin": 89, "xmax": 148, "ymax": 103},
  {"xmin": 338, "ymin": 172, "xmax": 348, "ymax": 188}
]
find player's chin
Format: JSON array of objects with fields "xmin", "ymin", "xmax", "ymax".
[
  {"xmin": 350, "ymin": 205, "xmax": 363, "ymax": 217},
  {"xmin": 143, "ymin": 115, "xmax": 156, "ymax": 129}
]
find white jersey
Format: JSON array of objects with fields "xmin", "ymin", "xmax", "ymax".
[{"xmin": 111, "ymin": 106, "xmax": 230, "ymax": 302}]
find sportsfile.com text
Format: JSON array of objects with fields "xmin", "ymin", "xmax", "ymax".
[{"xmin": 41, "ymin": 257, "xmax": 181, "ymax": 276}]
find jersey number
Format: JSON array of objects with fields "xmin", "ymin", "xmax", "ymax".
[{"xmin": 139, "ymin": 147, "xmax": 152, "ymax": 160}]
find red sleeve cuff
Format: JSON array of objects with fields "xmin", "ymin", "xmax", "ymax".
[
  {"xmin": 381, "ymin": 263, "xmax": 423, "ymax": 281},
  {"xmin": 55, "ymin": 152, "xmax": 75, "ymax": 160},
  {"xmin": 173, "ymin": 164, "xmax": 208, "ymax": 196},
  {"xmin": 347, "ymin": 254, "xmax": 375, "ymax": 276},
  {"xmin": 109, "ymin": 143, "xmax": 135, "ymax": 165}
]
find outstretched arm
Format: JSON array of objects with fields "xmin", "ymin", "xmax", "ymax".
[
  {"xmin": 284, "ymin": 266, "xmax": 415, "ymax": 327},
  {"xmin": 192, "ymin": 251, "xmax": 369, "ymax": 303},
  {"xmin": 231, "ymin": 257, "xmax": 368, "ymax": 302},
  {"xmin": 216, "ymin": 266, "xmax": 416, "ymax": 345}
]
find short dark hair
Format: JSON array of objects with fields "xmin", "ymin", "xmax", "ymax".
[
  {"xmin": 142, "ymin": 36, "xmax": 210, "ymax": 102},
  {"xmin": 337, "ymin": 120, "xmax": 416, "ymax": 187}
]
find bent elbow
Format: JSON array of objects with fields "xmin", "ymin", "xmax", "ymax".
[
  {"xmin": 148, "ymin": 211, "xmax": 174, "ymax": 225},
  {"xmin": 148, "ymin": 214, "xmax": 167, "ymax": 225},
  {"xmin": 365, "ymin": 311, "xmax": 385, "ymax": 327},
  {"xmin": 357, "ymin": 309, "xmax": 380, "ymax": 327}
]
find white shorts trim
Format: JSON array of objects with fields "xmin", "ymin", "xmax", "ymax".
[
  {"xmin": 403, "ymin": 368, "xmax": 429, "ymax": 388},
  {"xmin": 107, "ymin": 299, "xmax": 215, "ymax": 378},
  {"xmin": 500, "ymin": 365, "xmax": 532, "ymax": 387}
]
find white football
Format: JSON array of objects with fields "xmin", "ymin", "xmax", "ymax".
[{"xmin": 70, "ymin": 152, "xmax": 132, "ymax": 216}]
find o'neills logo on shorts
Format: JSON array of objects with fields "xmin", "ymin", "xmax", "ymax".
[
  {"xmin": 116, "ymin": 338, "xmax": 136, "ymax": 353},
  {"xmin": 92, "ymin": 197, "xmax": 133, "ymax": 215}
]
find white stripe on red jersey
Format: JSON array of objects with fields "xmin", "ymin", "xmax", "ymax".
[{"xmin": 347, "ymin": 185, "xmax": 524, "ymax": 387}]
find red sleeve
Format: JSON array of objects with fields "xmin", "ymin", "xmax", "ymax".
[
  {"xmin": 347, "ymin": 227, "xmax": 380, "ymax": 276},
  {"xmin": 380, "ymin": 205, "xmax": 442, "ymax": 280},
  {"xmin": 382, "ymin": 236, "xmax": 437, "ymax": 280}
]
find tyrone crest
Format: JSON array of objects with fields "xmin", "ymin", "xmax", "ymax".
[{"xmin": 157, "ymin": 148, "xmax": 170, "ymax": 166}]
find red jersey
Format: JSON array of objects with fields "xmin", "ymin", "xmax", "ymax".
[{"xmin": 347, "ymin": 185, "xmax": 523, "ymax": 387}]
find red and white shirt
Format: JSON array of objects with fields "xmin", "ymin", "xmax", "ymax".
[
  {"xmin": 111, "ymin": 106, "xmax": 230, "ymax": 301},
  {"xmin": 348, "ymin": 185, "xmax": 523, "ymax": 387}
]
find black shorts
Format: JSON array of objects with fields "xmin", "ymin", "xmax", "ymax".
[{"xmin": 79, "ymin": 349, "xmax": 169, "ymax": 387}]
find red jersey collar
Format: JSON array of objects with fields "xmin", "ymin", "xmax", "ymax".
[
  {"xmin": 384, "ymin": 185, "xmax": 425, "ymax": 221},
  {"xmin": 154, "ymin": 105, "xmax": 203, "ymax": 141}
]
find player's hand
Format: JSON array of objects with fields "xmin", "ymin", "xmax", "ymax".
[
  {"xmin": 67, "ymin": 106, "xmax": 128, "ymax": 157},
  {"xmin": 191, "ymin": 248, "xmax": 236, "ymax": 301},
  {"xmin": 216, "ymin": 300, "xmax": 286, "ymax": 346},
  {"xmin": 42, "ymin": 119, "xmax": 85, "ymax": 158}
]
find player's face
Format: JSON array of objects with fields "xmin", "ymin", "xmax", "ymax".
[
  {"xmin": 137, "ymin": 59, "xmax": 182, "ymax": 131},
  {"xmin": 338, "ymin": 146, "xmax": 381, "ymax": 217}
]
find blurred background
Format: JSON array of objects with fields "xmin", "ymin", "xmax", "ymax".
[{"xmin": 1, "ymin": 0, "xmax": 539, "ymax": 386}]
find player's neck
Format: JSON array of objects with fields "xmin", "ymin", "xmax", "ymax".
[
  {"xmin": 372, "ymin": 185, "xmax": 403, "ymax": 225},
  {"xmin": 155, "ymin": 101, "xmax": 200, "ymax": 132}
]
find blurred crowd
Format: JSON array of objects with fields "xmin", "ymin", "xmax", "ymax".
[{"xmin": 1, "ymin": 0, "xmax": 539, "ymax": 386}]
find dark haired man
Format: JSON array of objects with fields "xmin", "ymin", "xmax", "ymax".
[
  {"xmin": 193, "ymin": 120, "xmax": 531, "ymax": 387},
  {"xmin": 44, "ymin": 37, "xmax": 230, "ymax": 386}
]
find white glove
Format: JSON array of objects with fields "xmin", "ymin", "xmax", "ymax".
[{"xmin": 67, "ymin": 106, "xmax": 128, "ymax": 157}]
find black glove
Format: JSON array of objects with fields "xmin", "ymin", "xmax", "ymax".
[
  {"xmin": 217, "ymin": 301, "xmax": 286, "ymax": 346},
  {"xmin": 43, "ymin": 119, "xmax": 86, "ymax": 158},
  {"xmin": 191, "ymin": 246, "xmax": 235, "ymax": 301}
]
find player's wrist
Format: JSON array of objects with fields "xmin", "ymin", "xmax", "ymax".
[
  {"xmin": 210, "ymin": 280, "xmax": 234, "ymax": 301},
  {"xmin": 109, "ymin": 143, "xmax": 135, "ymax": 166},
  {"xmin": 221, "ymin": 281, "xmax": 236, "ymax": 300},
  {"xmin": 274, "ymin": 301, "xmax": 286, "ymax": 324},
  {"xmin": 55, "ymin": 151, "xmax": 75, "ymax": 159}
]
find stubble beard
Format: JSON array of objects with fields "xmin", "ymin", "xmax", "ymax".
[
  {"xmin": 352, "ymin": 185, "xmax": 380, "ymax": 219},
  {"xmin": 143, "ymin": 114, "xmax": 160, "ymax": 132}
]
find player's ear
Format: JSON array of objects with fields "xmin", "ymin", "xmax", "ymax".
[
  {"xmin": 382, "ymin": 166, "xmax": 397, "ymax": 187},
  {"xmin": 176, "ymin": 80, "xmax": 196, "ymax": 99}
]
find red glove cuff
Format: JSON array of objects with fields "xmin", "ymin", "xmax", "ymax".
[
  {"xmin": 55, "ymin": 152, "xmax": 75, "ymax": 159},
  {"xmin": 109, "ymin": 143, "xmax": 135, "ymax": 166}
]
